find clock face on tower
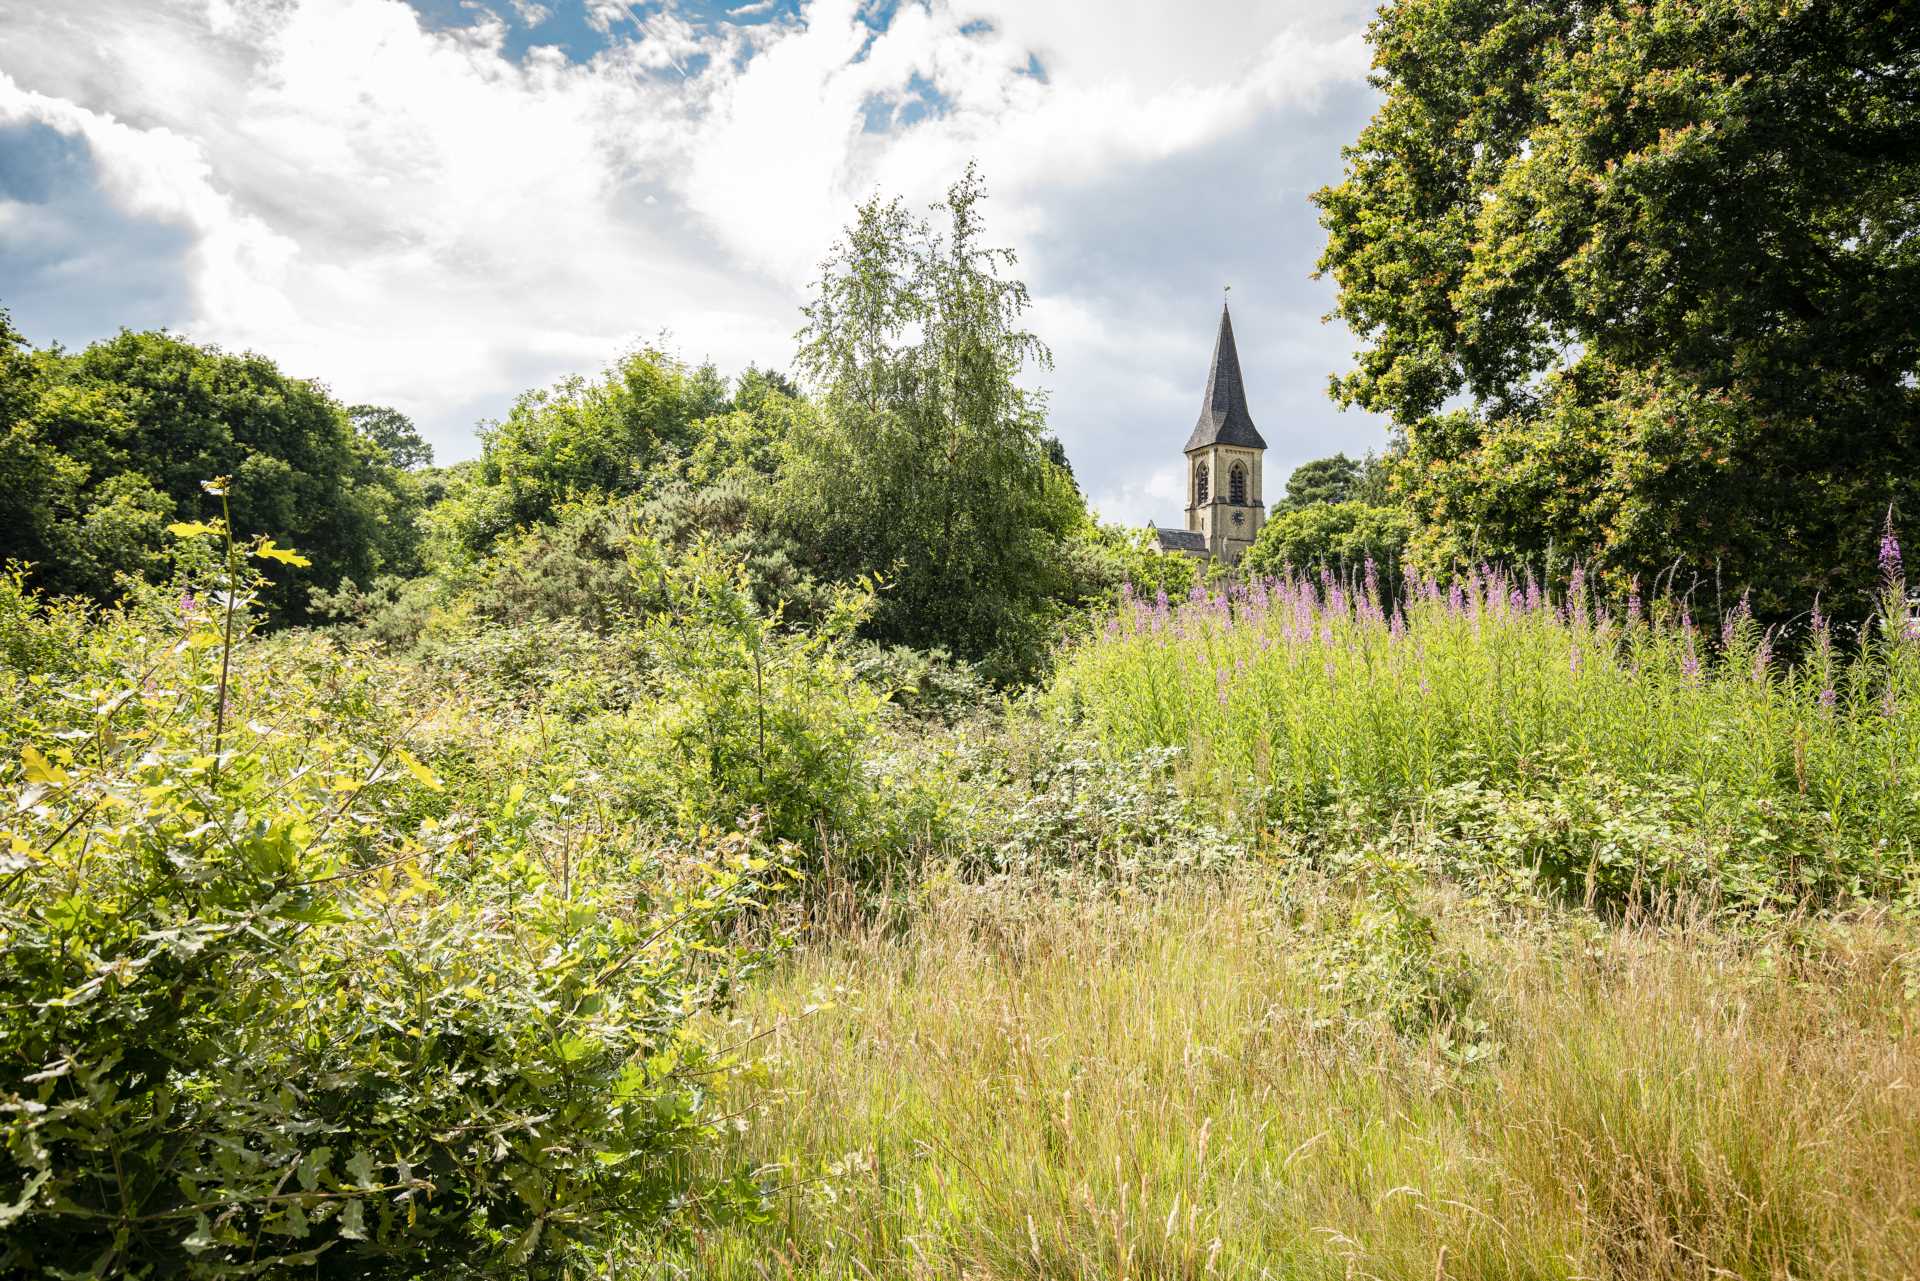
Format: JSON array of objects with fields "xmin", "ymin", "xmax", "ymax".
[{"xmin": 1231, "ymin": 511, "xmax": 1246, "ymax": 527}]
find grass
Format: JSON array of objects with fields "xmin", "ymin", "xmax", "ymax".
[
  {"xmin": 632, "ymin": 570, "xmax": 1920, "ymax": 1279},
  {"xmin": 648, "ymin": 871, "xmax": 1920, "ymax": 1279}
]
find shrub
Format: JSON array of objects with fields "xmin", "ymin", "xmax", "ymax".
[
  {"xmin": 0, "ymin": 499, "xmax": 783, "ymax": 1277},
  {"xmin": 848, "ymin": 642, "xmax": 989, "ymax": 724},
  {"xmin": 626, "ymin": 537, "xmax": 886, "ymax": 853}
]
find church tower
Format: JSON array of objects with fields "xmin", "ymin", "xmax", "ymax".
[{"xmin": 1184, "ymin": 302, "xmax": 1267, "ymax": 563}]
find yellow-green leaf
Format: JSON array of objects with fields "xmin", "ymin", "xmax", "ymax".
[
  {"xmin": 396, "ymin": 749, "xmax": 442, "ymax": 791},
  {"xmin": 22, "ymin": 746, "xmax": 68, "ymax": 787},
  {"xmin": 166, "ymin": 521, "xmax": 223, "ymax": 538},
  {"xmin": 254, "ymin": 539, "xmax": 312, "ymax": 567}
]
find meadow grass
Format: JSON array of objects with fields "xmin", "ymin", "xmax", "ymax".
[
  {"xmin": 648, "ymin": 872, "xmax": 1920, "ymax": 1280},
  {"xmin": 635, "ymin": 561, "xmax": 1920, "ymax": 1278},
  {"xmin": 1048, "ymin": 568, "xmax": 1920, "ymax": 903}
]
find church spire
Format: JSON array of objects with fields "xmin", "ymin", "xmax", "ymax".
[{"xmin": 1183, "ymin": 301, "xmax": 1266, "ymax": 452}]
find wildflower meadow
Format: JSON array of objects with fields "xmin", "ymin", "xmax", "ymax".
[{"xmin": 1053, "ymin": 548, "xmax": 1920, "ymax": 908}]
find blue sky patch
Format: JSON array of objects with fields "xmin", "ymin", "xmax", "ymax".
[
  {"xmin": 0, "ymin": 123, "xmax": 194, "ymax": 347},
  {"xmin": 861, "ymin": 71, "xmax": 948, "ymax": 133},
  {"xmin": 401, "ymin": 0, "xmax": 803, "ymax": 64}
]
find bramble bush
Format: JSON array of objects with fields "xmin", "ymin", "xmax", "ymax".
[{"xmin": 0, "ymin": 487, "xmax": 791, "ymax": 1277}]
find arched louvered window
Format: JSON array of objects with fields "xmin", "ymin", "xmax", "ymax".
[
  {"xmin": 1229, "ymin": 462, "xmax": 1247, "ymax": 505},
  {"xmin": 1194, "ymin": 461, "xmax": 1209, "ymax": 504}
]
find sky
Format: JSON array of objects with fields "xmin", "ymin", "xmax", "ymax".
[{"xmin": 0, "ymin": 0, "xmax": 1390, "ymax": 525}]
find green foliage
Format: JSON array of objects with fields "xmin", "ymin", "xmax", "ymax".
[
  {"xmin": 466, "ymin": 500, "xmax": 662, "ymax": 635},
  {"xmin": 957, "ymin": 733, "xmax": 1238, "ymax": 880},
  {"xmin": 432, "ymin": 349, "xmax": 735, "ymax": 557},
  {"xmin": 784, "ymin": 165, "xmax": 1086, "ymax": 679},
  {"xmin": 0, "ymin": 562, "xmax": 89, "ymax": 683},
  {"xmin": 1241, "ymin": 500, "xmax": 1412, "ymax": 581},
  {"xmin": 426, "ymin": 487, "xmax": 824, "ymax": 649},
  {"xmin": 1271, "ymin": 452, "xmax": 1388, "ymax": 515},
  {"xmin": 0, "ymin": 518, "xmax": 784, "ymax": 1278},
  {"xmin": 1071, "ymin": 523, "xmax": 1202, "ymax": 605},
  {"xmin": 628, "ymin": 537, "xmax": 886, "ymax": 851},
  {"xmin": 659, "ymin": 369, "xmax": 807, "ymax": 492},
  {"xmin": 1303, "ymin": 849, "xmax": 1479, "ymax": 1043},
  {"xmin": 0, "ymin": 322, "xmax": 422, "ymax": 619},
  {"xmin": 847, "ymin": 642, "xmax": 989, "ymax": 724},
  {"xmin": 347, "ymin": 404, "xmax": 434, "ymax": 470},
  {"xmin": 1316, "ymin": 0, "xmax": 1920, "ymax": 617}
]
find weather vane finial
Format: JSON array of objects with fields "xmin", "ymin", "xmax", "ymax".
[{"xmin": 1223, "ymin": 283, "xmax": 1232, "ymax": 306}]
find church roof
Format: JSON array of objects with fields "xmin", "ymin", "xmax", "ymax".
[
  {"xmin": 1183, "ymin": 303, "xmax": 1267, "ymax": 453},
  {"xmin": 1148, "ymin": 525, "xmax": 1208, "ymax": 553}
]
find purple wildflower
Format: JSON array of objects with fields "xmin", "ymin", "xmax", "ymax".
[
  {"xmin": 1881, "ymin": 522, "xmax": 1903, "ymax": 584},
  {"xmin": 1819, "ymin": 687, "xmax": 1837, "ymax": 709},
  {"xmin": 1720, "ymin": 590, "xmax": 1750, "ymax": 650}
]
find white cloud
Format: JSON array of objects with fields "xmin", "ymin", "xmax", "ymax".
[{"xmin": 0, "ymin": 0, "xmax": 1387, "ymax": 518}]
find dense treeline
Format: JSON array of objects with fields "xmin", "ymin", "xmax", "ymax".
[
  {"xmin": 0, "ymin": 314, "xmax": 430, "ymax": 620},
  {"xmin": 1, "ymin": 173, "xmax": 1194, "ymax": 680}
]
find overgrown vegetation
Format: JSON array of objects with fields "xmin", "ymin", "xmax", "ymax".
[
  {"xmin": 6, "ymin": 3, "xmax": 1920, "ymax": 1269},
  {"xmin": 0, "ymin": 498, "xmax": 811, "ymax": 1277}
]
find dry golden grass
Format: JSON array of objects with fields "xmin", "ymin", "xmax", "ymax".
[{"xmin": 644, "ymin": 872, "xmax": 1920, "ymax": 1280}]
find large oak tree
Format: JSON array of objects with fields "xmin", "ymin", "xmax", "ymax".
[{"xmin": 1317, "ymin": 0, "xmax": 1919, "ymax": 615}]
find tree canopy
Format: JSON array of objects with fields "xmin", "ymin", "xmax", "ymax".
[
  {"xmin": 782, "ymin": 164, "xmax": 1086, "ymax": 677},
  {"xmin": 0, "ymin": 321, "xmax": 422, "ymax": 618},
  {"xmin": 1243, "ymin": 500, "xmax": 1413, "ymax": 582},
  {"xmin": 1316, "ymin": 0, "xmax": 1920, "ymax": 615},
  {"xmin": 1273, "ymin": 453, "xmax": 1390, "ymax": 515},
  {"xmin": 348, "ymin": 404, "xmax": 434, "ymax": 471}
]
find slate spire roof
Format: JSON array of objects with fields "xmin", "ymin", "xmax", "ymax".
[{"xmin": 1183, "ymin": 302, "xmax": 1266, "ymax": 452}]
